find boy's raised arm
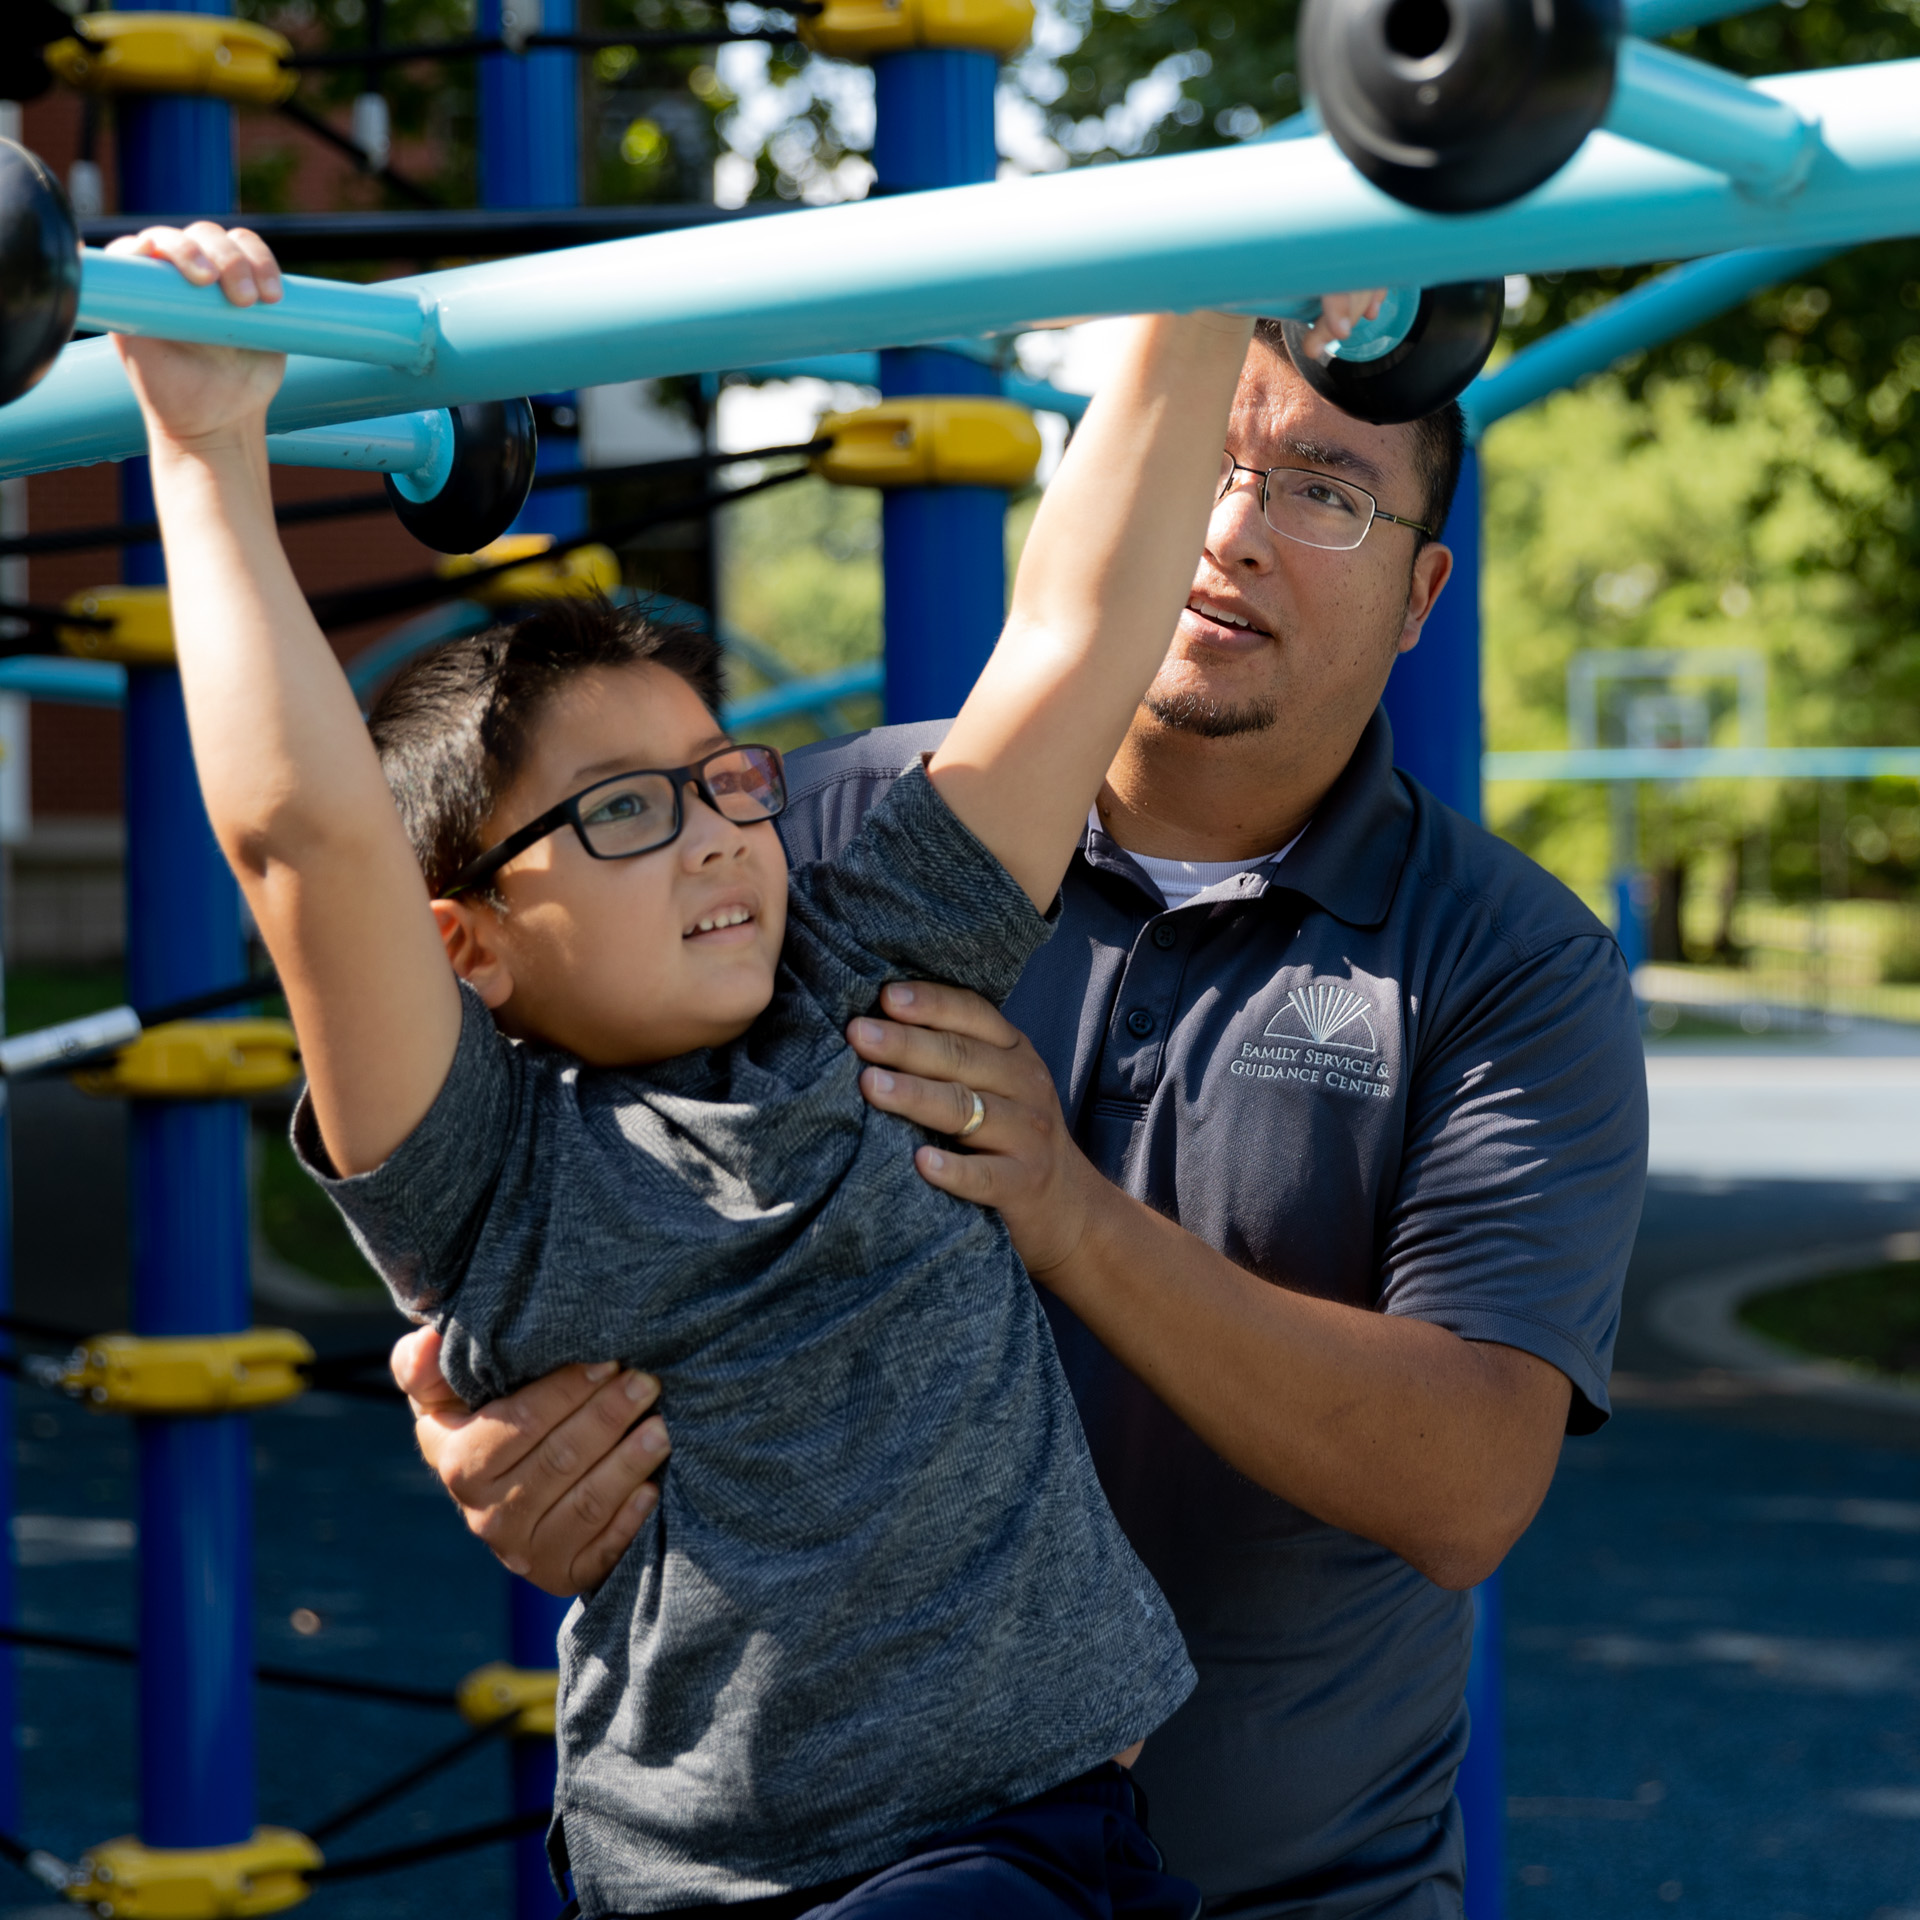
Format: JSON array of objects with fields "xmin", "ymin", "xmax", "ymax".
[
  {"xmin": 926, "ymin": 304, "xmax": 1368, "ymax": 910},
  {"xmin": 115, "ymin": 226, "xmax": 463, "ymax": 1176}
]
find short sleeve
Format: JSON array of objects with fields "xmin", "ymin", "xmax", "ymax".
[
  {"xmin": 1378, "ymin": 933, "xmax": 1647, "ymax": 1432},
  {"xmin": 782, "ymin": 757, "xmax": 1058, "ymax": 1029},
  {"xmin": 290, "ymin": 985, "xmax": 521, "ymax": 1323}
]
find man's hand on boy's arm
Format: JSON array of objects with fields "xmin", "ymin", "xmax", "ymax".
[
  {"xmin": 393, "ymin": 1328, "xmax": 671, "ymax": 1595},
  {"xmin": 848, "ymin": 983, "xmax": 1570, "ymax": 1594}
]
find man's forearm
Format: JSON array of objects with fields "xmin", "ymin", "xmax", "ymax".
[{"xmin": 1037, "ymin": 1180, "xmax": 1571, "ymax": 1589}]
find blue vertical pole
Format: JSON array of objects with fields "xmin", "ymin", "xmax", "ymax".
[
  {"xmin": 1381, "ymin": 447, "xmax": 1481, "ymax": 823},
  {"xmin": 0, "ymin": 165, "xmax": 23, "ymax": 1834},
  {"xmin": 0, "ymin": 992, "xmax": 13, "ymax": 1844},
  {"xmin": 477, "ymin": 12, "xmax": 577, "ymax": 1913},
  {"xmin": 872, "ymin": 50, "xmax": 1004, "ymax": 725},
  {"xmin": 1379, "ymin": 449, "xmax": 1504, "ymax": 1920},
  {"xmin": 115, "ymin": 0, "xmax": 257, "ymax": 1853},
  {"xmin": 1460, "ymin": 1574, "xmax": 1507, "ymax": 1920}
]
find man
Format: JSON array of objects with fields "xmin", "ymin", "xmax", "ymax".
[{"xmin": 393, "ymin": 322, "xmax": 1648, "ymax": 1917}]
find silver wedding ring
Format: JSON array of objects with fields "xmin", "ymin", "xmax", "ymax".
[{"xmin": 956, "ymin": 1088, "xmax": 986, "ymax": 1139}]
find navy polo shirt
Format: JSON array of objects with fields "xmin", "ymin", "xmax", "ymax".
[{"xmin": 776, "ymin": 709, "xmax": 1648, "ymax": 1918}]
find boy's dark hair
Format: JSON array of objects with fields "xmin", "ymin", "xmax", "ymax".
[
  {"xmin": 367, "ymin": 596, "xmax": 724, "ymax": 901},
  {"xmin": 1250, "ymin": 318, "xmax": 1467, "ymax": 544}
]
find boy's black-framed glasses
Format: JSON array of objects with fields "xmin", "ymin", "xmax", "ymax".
[
  {"xmin": 441, "ymin": 744, "xmax": 787, "ymax": 899},
  {"xmin": 1218, "ymin": 454, "xmax": 1436, "ymax": 551}
]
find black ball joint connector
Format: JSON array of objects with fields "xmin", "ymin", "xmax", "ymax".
[
  {"xmin": 382, "ymin": 399, "xmax": 538, "ymax": 555},
  {"xmin": 0, "ymin": 137, "xmax": 535, "ymax": 556},
  {"xmin": 1280, "ymin": 0, "xmax": 1622, "ymax": 420},
  {"xmin": 0, "ymin": 140, "xmax": 79, "ymax": 415},
  {"xmin": 1301, "ymin": 0, "xmax": 1622, "ymax": 214},
  {"xmin": 1280, "ymin": 281, "xmax": 1506, "ymax": 425}
]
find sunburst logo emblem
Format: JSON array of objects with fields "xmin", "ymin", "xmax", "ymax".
[{"xmin": 1263, "ymin": 979, "xmax": 1378, "ymax": 1053}]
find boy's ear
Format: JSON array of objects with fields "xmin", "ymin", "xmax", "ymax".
[{"xmin": 430, "ymin": 897, "xmax": 516, "ymax": 1010}]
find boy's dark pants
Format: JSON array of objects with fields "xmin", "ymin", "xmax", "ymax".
[{"xmin": 649, "ymin": 1765, "xmax": 1201, "ymax": 1920}]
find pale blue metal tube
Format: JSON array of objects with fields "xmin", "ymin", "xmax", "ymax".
[
  {"xmin": 1487, "ymin": 746, "xmax": 1920, "ymax": 779},
  {"xmin": 75, "ymin": 249, "xmax": 438, "ymax": 371},
  {"xmin": 6, "ymin": 55, "xmax": 1920, "ymax": 480},
  {"xmin": 1462, "ymin": 244, "xmax": 1833, "ymax": 436},
  {"xmin": 742, "ymin": 354, "xmax": 1090, "ymax": 423},
  {"xmin": 1604, "ymin": 40, "xmax": 1820, "ymax": 195},
  {"xmin": 1625, "ymin": 0, "xmax": 1773, "ymax": 36},
  {"xmin": 0, "ymin": 657, "xmax": 125, "ymax": 704},
  {"xmin": 724, "ymin": 661, "xmax": 884, "ymax": 729},
  {"xmin": 264, "ymin": 409, "xmax": 452, "ymax": 486}
]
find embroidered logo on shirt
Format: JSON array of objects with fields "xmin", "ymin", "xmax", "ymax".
[
  {"xmin": 1230, "ymin": 975, "xmax": 1395, "ymax": 1100},
  {"xmin": 1261, "ymin": 981, "xmax": 1377, "ymax": 1054}
]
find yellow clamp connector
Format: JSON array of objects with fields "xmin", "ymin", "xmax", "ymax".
[
  {"xmin": 45, "ymin": 15, "xmax": 297, "ymax": 108},
  {"xmin": 802, "ymin": 0, "xmax": 1033, "ymax": 60},
  {"xmin": 61, "ymin": 1329, "xmax": 316, "ymax": 1415},
  {"xmin": 66, "ymin": 1828, "xmax": 321, "ymax": 1920},
  {"xmin": 436, "ymin": 537, "xmax": 622, "ymax": 608},
  {"xmin": 72, "ymin": 1021, "xmax": 301, "ymax": 1101},
  {"xmin": 458, "ymin": 1663, "xmax": 559, "ymax": 1739},
  {"xmin": 62, "ymin": 589, "xmax": 175, "ymax": 668},
  {"xmin": 814, "ymin": 398, "xmax": 1042, "ymax": 492}
]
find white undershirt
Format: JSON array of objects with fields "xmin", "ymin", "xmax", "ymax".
[{"xmin": 1089, "ymin": 810, "xmax": 1308, "ymax": 909}]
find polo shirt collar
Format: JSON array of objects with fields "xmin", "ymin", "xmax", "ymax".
[{"xmin": 1079, "ymin": 706, "xmax": 1414, "ymax": 930}]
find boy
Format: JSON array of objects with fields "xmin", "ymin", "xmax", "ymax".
[{"xmin": 112, "ymin": 221, "xmax": 1375, "ymax": 1919}]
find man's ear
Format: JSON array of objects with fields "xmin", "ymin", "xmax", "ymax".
[
  {"xmin": 1396, "ymin": 541, "xmax": 1455, "ymax": 656},
  {"xmin": 430, "ymin": 897, "xmax": 516, "ymax": 1010}
]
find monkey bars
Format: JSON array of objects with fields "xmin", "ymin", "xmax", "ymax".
[{"xmin": 5, "ymin": 53, "xmax": 1918, "ymax": 481}]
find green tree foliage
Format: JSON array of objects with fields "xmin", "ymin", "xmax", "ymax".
[
  {"xmin": 1481, "ymin": 367, "xmax": 1919, "ymax": 903},
  {"xmin": 1500, "ymin": 4, "xmax": 1920, "ymax": 473},
  {"xmin": 1015, "ymin": 0, "xmax": 1299, "ymax": 161},
  {"xmin": 722, "ymin": 475, "xmax": 882, "ymax": 746}
]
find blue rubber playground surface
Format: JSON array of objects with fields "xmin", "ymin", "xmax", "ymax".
[
  {"xmin": 1504, "ymin": 1404, "xmax": 1920, "ymax": 1918},
  {"xmin": 4, "ymin": 1095, "xmax": 1919, "ymax": 1919}
]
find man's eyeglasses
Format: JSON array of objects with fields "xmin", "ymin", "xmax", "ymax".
[
  {"xmin": 1217, "ymin": 455, "xmax": 1436, "ymax": 552},
  {"xmin": 442, "ymin": 744, "xmax": 787, "ymax": 899}
]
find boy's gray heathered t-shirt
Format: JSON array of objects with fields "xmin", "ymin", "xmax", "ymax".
[{"xmin": 297, "ymin": 761, "xmax": 1195, "ymax": 1916}]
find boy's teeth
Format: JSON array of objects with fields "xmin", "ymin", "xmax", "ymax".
[{"xmin": 693, "ymin": 907, "xmax": 751, "ymax": 933}]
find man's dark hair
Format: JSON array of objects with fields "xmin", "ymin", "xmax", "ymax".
[
  {"xmin": 367, "ymin": 596, "xmax": 724, "ymax": 901},
  {"xmin": 1250, "ymin": 318, "xmax": 1467, "ymax": 543}
]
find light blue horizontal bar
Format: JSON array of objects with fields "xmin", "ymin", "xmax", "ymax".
[
  {"xmin": 743, "ymin": 354, "xmax": 881, "ymax": 386},
  {"xmin": 75, "ymin": 250, "xmax": 437, "ymax": 373},
  {"xmin": 723, "ymin": 662, "xmax": 883, "ymax": 728},
  {"xmin": 345, "ymin": 599, "xmax": 492, "ymax": 699},
  {"xmin": 1603, "ymin": 39, "xmax": 1820, "ymax": 196},
  {"xmin": 266, "ymin": 409, "xmax": 450, "ymax": 478},
  {"xmin": 1463, "ymin": 243, "xmax": 1834, "ymax": 436},
  {"xmin": 7, "ymin": 55, "xmax": 1919, "ymax": 480},
  {"xmin": 1626, "ymin": 0, "xmax": 1773, "ymax": 36},
  {"xmin": 0, "ymin": 657, "xmax": 126, "ymax": 705},
  {"xmin": 1485, "ymin": 747, "xmax": 1920, "ymax": 781},
  {"xmin": 740, "ymin": 355, "xmax": 1090, "ymax": 424},
  {"xmin": 1001, "ymin": 373, "xmax": 1088, "ymax": 424}
]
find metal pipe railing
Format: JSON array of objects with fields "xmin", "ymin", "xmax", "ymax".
[{"xmin": 4, "ymin": 55, "xmax": 1916, "ymax": 482}]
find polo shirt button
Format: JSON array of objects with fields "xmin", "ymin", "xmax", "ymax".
[
  {"xmin": 1151, "ymin": 924, "xmax": 1178, "ymax": 950},
  {"xmin": 1127, "ymin": 1008, "xmax": 1155, "ymax": 1038}
]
